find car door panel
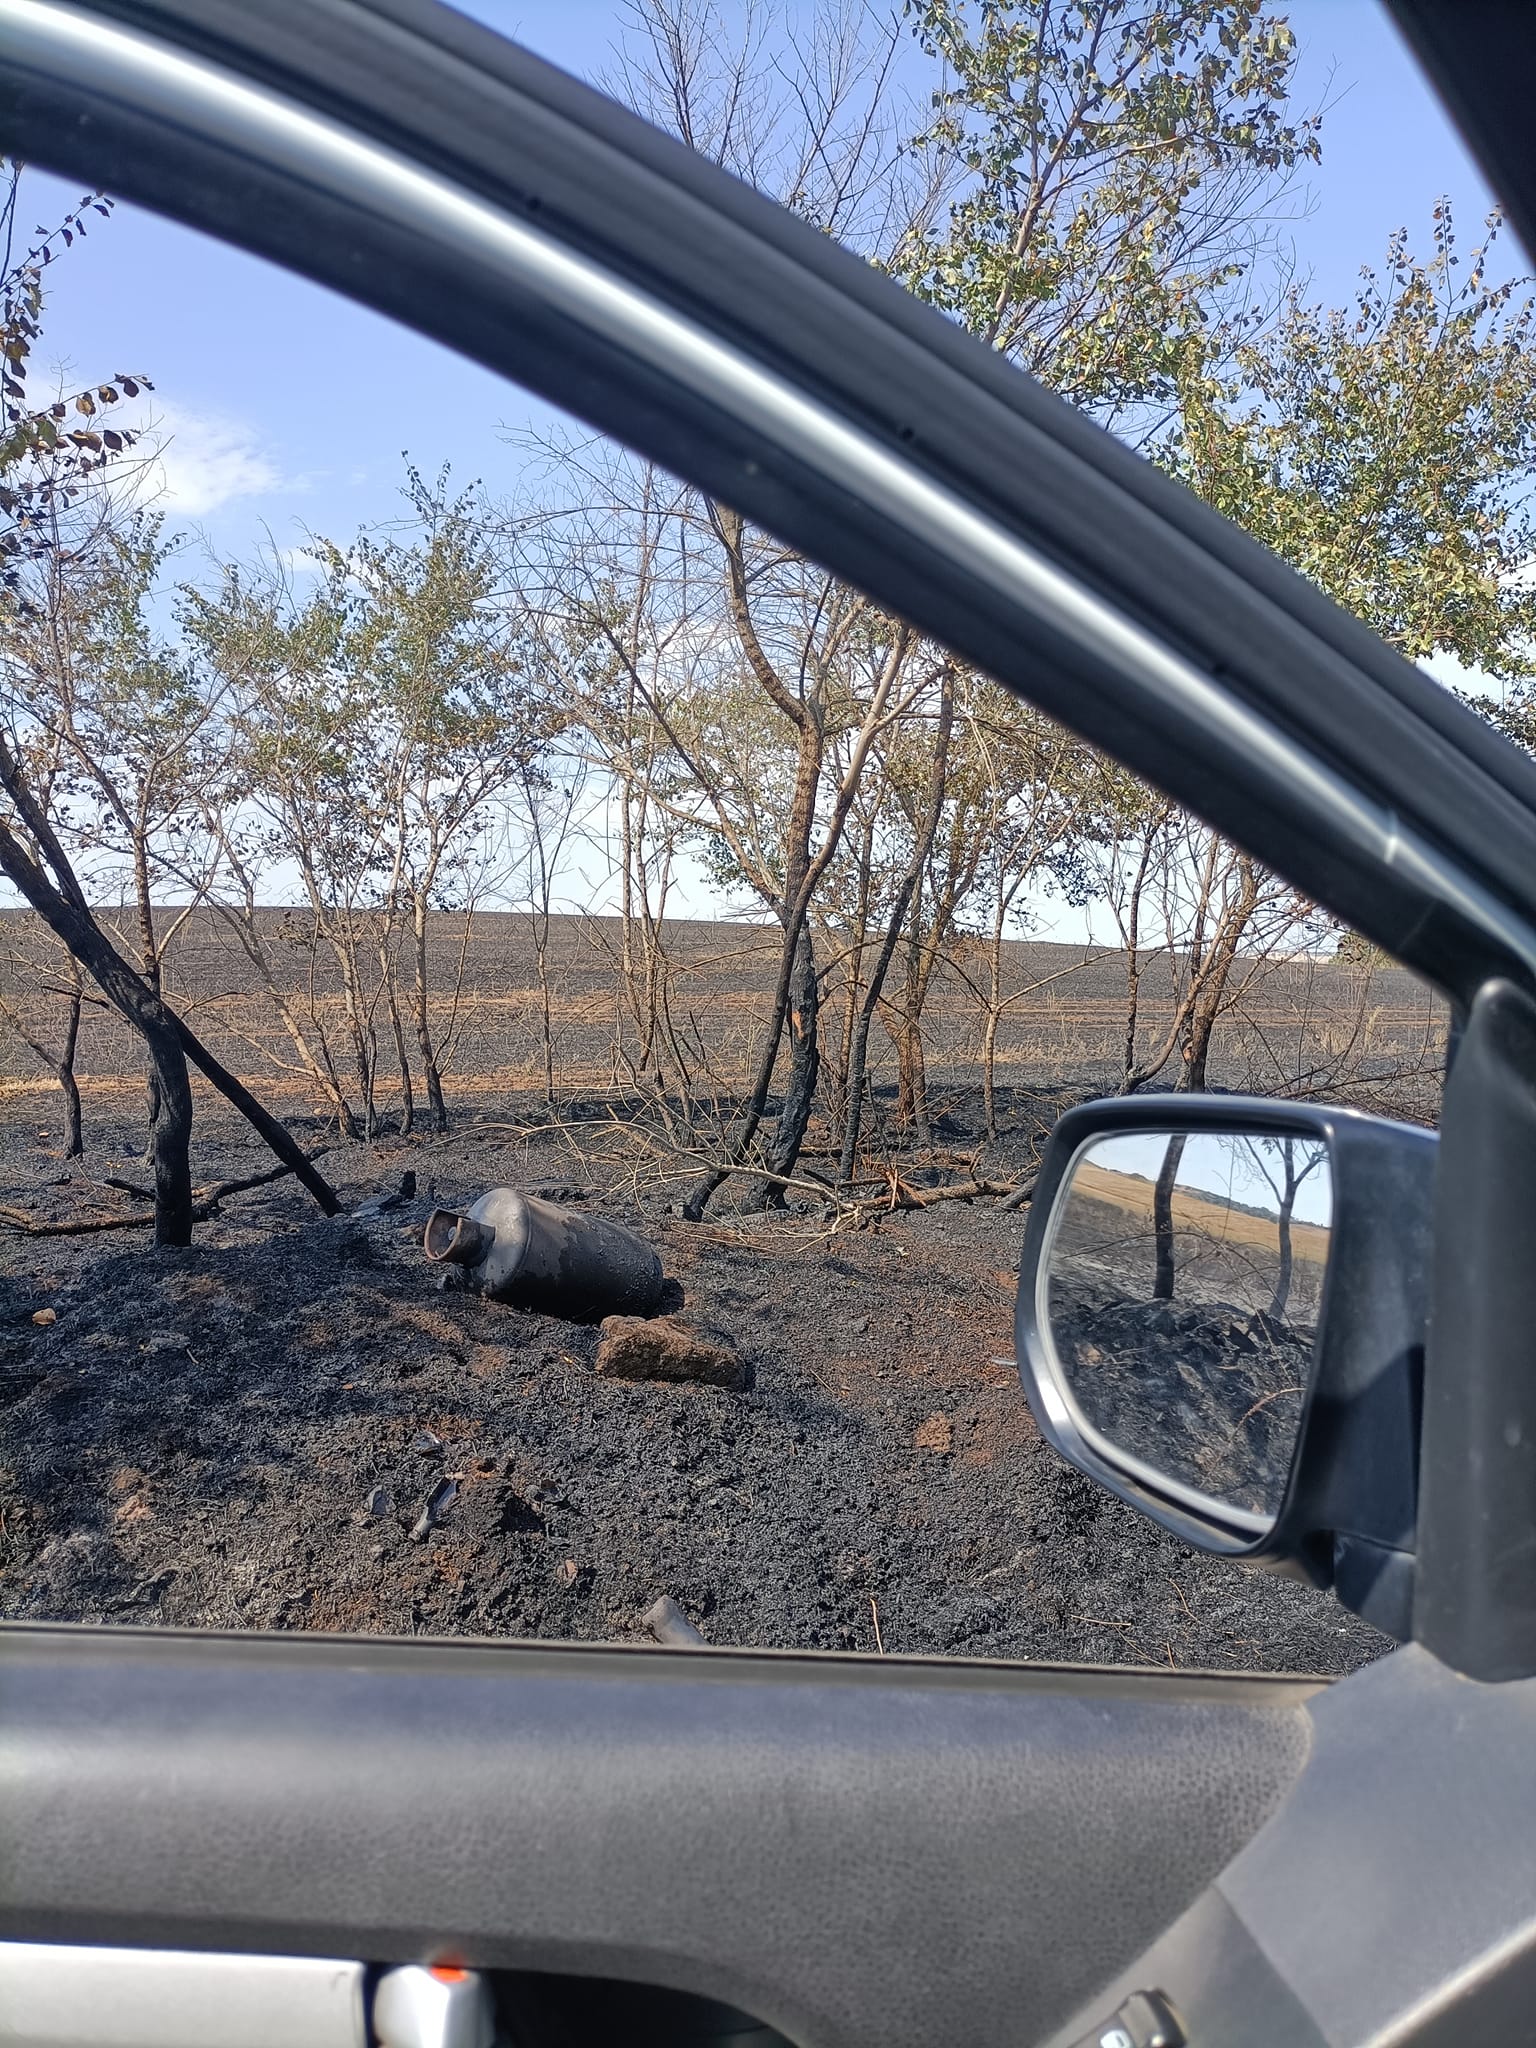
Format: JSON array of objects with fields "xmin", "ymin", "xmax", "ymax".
[
  {"xmin": 1043, "ymin": 1645, "xmax": 1536, "ymax": 2048},
  {"xmin": 0, "ymin": 1625, "xmax": 1318, "ymax": 2046}
]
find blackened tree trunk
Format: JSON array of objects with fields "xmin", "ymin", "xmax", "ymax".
[
  {"xmin": 1178, "ymin": 854, "xmax": 1257, "ymax": 1092},
  {"xmin": 762, "ymin": 923, "xmax": 819, "ymax": 1202},
  {"xmin": 0, "ymin": 760, "xmax": 194, "ymax": 1241},
  {"xmin": 58, "ymin": 972, "xmax": 83, "ymax": 1158},
  {"xmin": 411, "ymin": 895, "xmax": 450, "ymax": 1133},
  {"xmin": 134, "ymin": 830, "xmax": 162, "ymax": 1151},
  {"xmin": 143, "ymin": 1015, "xmax": 195, "ymax": 1244},
  {"xmin": 380, "ymin": 939, "xmax": 415, "ymax": 1138},
  {"xmin": 1, "ymin": 961, "xmax": 86, "ymax": 1160},
  {"xmin": 1152, "ymin": 1133, "xmax": 1188, "ymax": 1301},
  {"xmin": 1266, "ymin": 1138, "xmax": 1322, "ymax": 1322},
  {"xmin": 839, "ymin": 668, "xmax": 953, "ymax": 1184},
  {"xmin": 895, "ymin": 889, "xmax": 933, "ymax": 1149},
  {"xmin": 1271, "ymin": 1190, "xmax": 1295, "ymax": 1321}
]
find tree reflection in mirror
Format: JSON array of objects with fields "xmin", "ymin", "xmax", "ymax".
[{"xmin": 1046, "ymin": 1131, "xmax": 1332, "ymax": 1520}]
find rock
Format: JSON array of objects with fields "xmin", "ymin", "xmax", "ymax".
[
  {"xmin": 913, "ymin": 1412, "xmax": 953, "ymax": 1455},
  {"xmin": 365, "ymin": 1486, "xmax": 391, "ymax": 1518},
  {"xmin": 31, "ymin": 1308, "xmax": 56, "ymax": 1328},
  {"xmin": 409, "ymin": 1476, "xmax": 457, "ymax": 1541},
  {"xmin": 410, "ymin": 1428, "xmax": 442, "ymax": 1455},
  {"xmin": 594, "ymin": 1315, "xmax": 746, "ymax": 1390},
  {"xmin": 643, "ymin": 1593, "xmax": 705, "ymax": 1646}
]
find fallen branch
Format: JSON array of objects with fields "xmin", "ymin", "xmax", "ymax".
[
  {"xmin": 0, "ymin": 1147, "xmax": 334, "ymax": 1236},
  {"xmin": 0, "ymin": 1205, "xmax": 152, "ymax": 1237},
  {"xmin": 844, "ymin": 1172, "xmax": 1023, "ymax": 1223},
  {"xmin": 196, "ymin": 1148, "xmax": 334, "ymax": 1208}
]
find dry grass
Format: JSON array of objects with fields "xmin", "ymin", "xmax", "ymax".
[{"xmin": 1072, "ymin": 1159, "xmax": 1332, "ymax": 1263}]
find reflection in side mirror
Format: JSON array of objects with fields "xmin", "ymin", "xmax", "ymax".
[{"xmin": 1045, "ymin": 1130, "xmax": 1333, "ymax": 1528}]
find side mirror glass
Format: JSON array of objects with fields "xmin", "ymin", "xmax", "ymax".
[
  {"xmin": 1045, "ymin": 1130, "xmax": 1332, "ymax": 1532},
  {"xmin": 1015, "ymin": 1096, "xmax": 1436, "ymax": 1640}
]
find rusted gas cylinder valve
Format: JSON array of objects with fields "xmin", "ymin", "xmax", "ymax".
[{"xmin": 423, "ymin": 1188, "xmax": 664, "ymax": 1318}]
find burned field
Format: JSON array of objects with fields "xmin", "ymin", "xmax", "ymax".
[
  {"xmin": 0, "ymin": 1094, "xmax": 1385, "ymax": 1674},
  {"xmin": 0, "ymin": 918, "xmax": 1438, "ymax": 1671},
  {"xmin": 1, "ymin": 910, "xmax": 1448, "ymax": 1117}
]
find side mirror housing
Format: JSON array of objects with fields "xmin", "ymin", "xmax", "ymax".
[{"xmin": 1014, "ymin": 1095, "xmax": 1436, "ymax": 1640}]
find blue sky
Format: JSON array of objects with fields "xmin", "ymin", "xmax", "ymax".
[
  {"xmin": 1085, "ymin": 1131, "xmax": 1334, "ymax": 1227},
  {"xmin": 14, "ymin": 0, "xmax": 1522, "ymax": 928},
  {"xmin": 20, "ymin": 0, "xmax": 1515, "ymax": 571}
]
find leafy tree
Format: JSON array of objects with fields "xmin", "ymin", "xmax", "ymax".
[
  {"xmin": 327, "ymin": 468, "xmax": 552, "ymax": 1131},
  {"xmin": 1168, "ymin": 206, "xmax": 1536, "ymax": 668},
  {"xmin": 1129, "ymin": 206, "xmax": 1536, "ymax": 1085},
  {"xmin": 899, "ymin": 0, "xmax": 1319, "ymax": 419},
  {"xmin": 583, "ymin": 0, "xmax": 1322, "ymax": 1209},
  {"xmin": 0, "ymin": 167, "xmax": 154, "ymax": 591},
  {"xmin": 8, "ymin": 512, "xmax": 225, "ymax": 1146},
  {"xmin": 185, "ymin": 469, "xmax": 553, "ymax": 1136},
  {"xmin": 0, "ymin": 164, "xmax": 336, "ymax": 1241}
]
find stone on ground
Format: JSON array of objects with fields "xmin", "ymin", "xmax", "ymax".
[{"xmin": 595, "ymin": 1314, "xmax": 745, "ymax": 1390}]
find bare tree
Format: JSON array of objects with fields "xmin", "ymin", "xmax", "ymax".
[
  {"xmin": 0, "ymin": 916, "xmax": 85, "ymax": 1156},
  {"xmin": 1241, "ymin": 1135, "xmax": 1326, "ymax": 1320}
]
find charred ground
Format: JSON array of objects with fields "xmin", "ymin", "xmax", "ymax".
[{"xmin": 0, "ymin": 1085, "xmax": 1385, "ymax": 1673}]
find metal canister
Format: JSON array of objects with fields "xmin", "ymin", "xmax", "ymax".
[{"xmin": 423, "ymin": 1187, "xmax": 664, "ymax": 1319}]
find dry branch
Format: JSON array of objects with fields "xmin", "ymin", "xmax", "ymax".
[{"xmin": 0, "ymin": 1146, "xmax": 334, "ymax": 1237}]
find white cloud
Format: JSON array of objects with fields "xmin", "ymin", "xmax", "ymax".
[{"xmin": 140, "ymin": 405, "xmax": 287, "ymax": 517}]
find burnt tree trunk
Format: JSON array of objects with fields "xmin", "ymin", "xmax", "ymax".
[
  {"xmin": 840, "ymin": 669, "xmax": 952, "ymax": 1184},
  {"xmin": 411, "ymin": 897, "xmax": 449, "ymax": 1133},
  {"xmin": 143, "ymin": 1016, "xmax": 195, "ymax": 1244},
  {"xmin": 4, "ymin": 969, "xmax": 87, "ymax": 1160},
  {"xmin": 133, "ymin": 829, "xmax": 162, "ymax": 1152},
  {"xmin": 1271, "ymin": 1191, "xmax": 1296, "ymax": 1322},
  {"xmin": 1179, "ymin": 855, "xmax": 1259, "ymax": 1092},
  {"xmin": 58, "ymin": 977, "xmax": 83, "ymax": 1158},
  {"xmin": 896, "ymin": 892, "xmax": 932, "ymax": 1150},
  {"xmin": 380, "ymin": 940, "xmax": 415, "ymax": 1138},
  {"xmin": 761, "ymin": 923, "xmax": 820, "ymax": 1203},
  {"xmin": 1152, "ymin": 1133, "xmax": 1188, "ymax": 1302},
  {"xmin": 0, "ymin": 840, "xmax": 340, "ymax": 1227}
]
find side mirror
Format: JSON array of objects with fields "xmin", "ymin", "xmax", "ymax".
[{"xmin": 1015, "ymin": 1096, "xmax": 1436, "ymax": 1640}]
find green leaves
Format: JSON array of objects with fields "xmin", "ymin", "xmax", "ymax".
[
  {"xmin": 1162, "ymin": 205, "xmax": 1536, "ymax": 682},
  {"xmin": 898, "ymin": 0, "xmax": 1318, "ymax": 412},
  {"xmin": 0, "ymin": 164, "xmax": 152, "ymax": 594},
  {"xmin": 184, "ymin": 463, "xmax": 555, "ymax": 918}
]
